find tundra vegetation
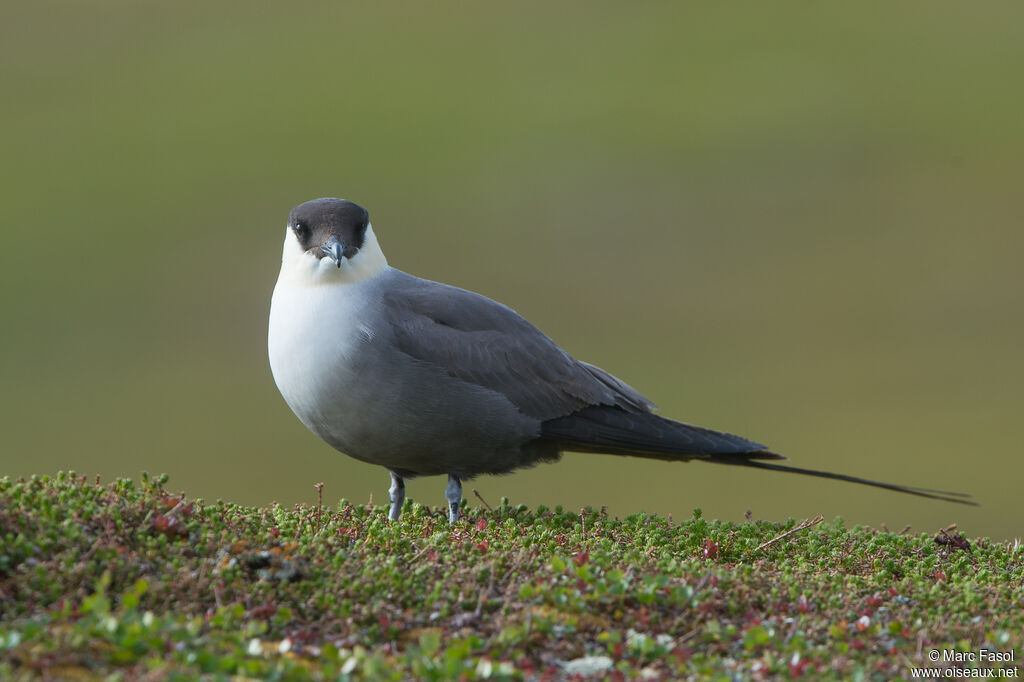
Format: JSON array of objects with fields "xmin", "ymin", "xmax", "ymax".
[{"xmin": 1, "ymin": 473, "xmax": 1020, "ymax": 680}]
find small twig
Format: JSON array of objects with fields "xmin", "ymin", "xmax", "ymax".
[
  {"xmin": 579, "ymin": 508, "xmax": 586, "ymax": 539},
  {"xmin": 678, "ymin": 626, "xmax": 700, "ymax": 643},
  {"xmin": 899, "ymin": 524, "xmax": 912, "ymax": 535},
  {"xmin": 405, "ymin": 542, "xmax": 436, "ymax": 567},
  {"xmin": 756, "ymin": 515, "xmax": 825, "ymax": 552},
  {"xmin": 473, "ymin": 489, "xmax": 494, "ymax": 512},
  {"xmin": 163, "ymin": 498, "xmax": 187, "ymax": 520},
  {"xmin": 314, "ymin": 482, "xmax": 325, "ymax": 531},
  {"xmin": 474, "ymin": 568, "xmax": 496, "ymax": 618}
]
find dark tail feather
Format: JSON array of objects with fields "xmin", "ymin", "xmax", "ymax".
[
  {"xmin": 541, "ymin": 406, "xmax": 783, "ymax": 460},
  {"xmin": 542, "ymin": 406, "xmax": 976, "ymax": 506},
  {"xmin": 707, "ymin": 458, "xmax": 978, "ymax": 506}
]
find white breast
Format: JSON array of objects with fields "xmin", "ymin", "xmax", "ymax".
[
  {"xmin": 268, "ymin": 224, "xmax": 390, "ymax": 434},
  {"xmin": 268, "ymin": 278, "xmax": 366, "ymax": 426}
]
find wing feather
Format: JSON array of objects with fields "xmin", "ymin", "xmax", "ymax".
[{"xmin": 382, "ymin": 273, "xmax": 652, "ymax": 420}]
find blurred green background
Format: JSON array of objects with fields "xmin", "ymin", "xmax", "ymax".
[{"xmin": 2, "ymin": 2, "xmax": 1021, "ymax": 539}]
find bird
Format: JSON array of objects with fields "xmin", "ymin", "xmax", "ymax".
[{"xmin": 268, "ymin": 197, "xmax": 975, "ymax": 523}]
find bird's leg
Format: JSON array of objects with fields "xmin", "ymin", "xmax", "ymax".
[
  {"xmin": 388, "ymin": 471, "xmax": 405, "ymax": 521},
  {"xmin": 445, "ymin": 475, "xmax": 462, "ymax": 523}
]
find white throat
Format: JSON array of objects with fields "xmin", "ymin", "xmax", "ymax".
[{"xmin": 275, "ymin": 223, "xmax": 389, "ymax": 288}]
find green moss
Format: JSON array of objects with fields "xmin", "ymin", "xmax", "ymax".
[{"xmin": 1, "ymin": 474, "xmax": 1020, "ymax": 680}]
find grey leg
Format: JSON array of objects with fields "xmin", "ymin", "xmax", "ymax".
[
  {"xmin": 388, "ymin": 471, "xmax": 405, "ymax": 521},
  {"xmin": 445, "ymin": 475, "xmax": 462, "ymax": 523}
]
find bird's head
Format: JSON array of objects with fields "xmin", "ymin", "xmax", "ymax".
[{"xmin": 279, "ymin": 198, "xmax": 388, "ymax": 285}]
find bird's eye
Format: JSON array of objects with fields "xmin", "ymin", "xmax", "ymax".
[{"xmin": 292, "ymin": 223, "xmax": 308, "ymax": 238}]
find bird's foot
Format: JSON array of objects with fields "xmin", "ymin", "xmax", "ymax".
[
  {"xmin": 446, "ymin": 475, "xmax": 462, "ymax": 524},
  {"xmin": 388, "ymin": 472, "xmax": 405, "ymax": 521}
]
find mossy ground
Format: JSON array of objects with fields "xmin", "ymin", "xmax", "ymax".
[{"xmin": 1, "ymin": 473, "xmax": 1020, "ymax": 681}]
